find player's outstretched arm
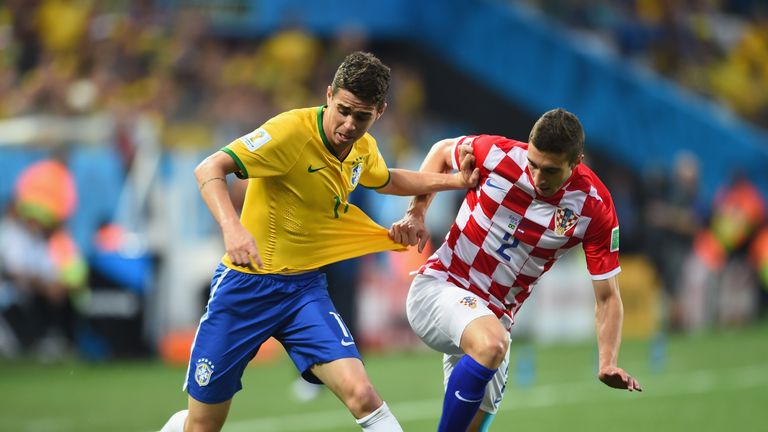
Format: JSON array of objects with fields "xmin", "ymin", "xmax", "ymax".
[
  {"xmin": 194, "ymin": 151, "xmax": 263, "ymax": 269},
  {"xmin": 592, "ymin": 276, "xmax": 642, "ymax": 392},
  {"xmin": 377, "ymin": 140, "xmax": 478, "ymax": 197},
  {"xmin": 388, "ymin": 138, "xmax": 472, "ymax": 251}
]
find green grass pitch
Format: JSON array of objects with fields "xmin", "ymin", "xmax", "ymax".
[{"xmin": 1, "ymin": 321, "xmax": 766, "ymax": 431}]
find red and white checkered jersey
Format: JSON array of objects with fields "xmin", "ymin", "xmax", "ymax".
[{"xmin": 419, "ymin": 135, "xmax": 621, "ymax": 330}]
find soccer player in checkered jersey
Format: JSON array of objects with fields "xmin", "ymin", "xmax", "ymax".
[{"xmin": 390, "ymin": 109, "xmax": 642, "ymax": 432}]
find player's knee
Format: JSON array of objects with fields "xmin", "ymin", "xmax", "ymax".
[
  {"xmin": 343, "ymin": 381, "xmax": 382, "ymax": 417},
  {"xmin": 466, "ymin": 333, "xmax": 509, "ymax": 368},
  {"xmin": 481, "ymin": 338, "xmax": 509, "ymax": 368}
]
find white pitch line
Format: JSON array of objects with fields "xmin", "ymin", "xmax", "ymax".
[{"xmin": 223, "ymin": 364, "xmax": 768, "ymax": 432}]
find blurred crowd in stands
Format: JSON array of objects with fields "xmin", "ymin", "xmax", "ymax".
[
  {"xmin": 525, "ymin": 0, "xmax": 768, "ymax": 128},
  {"xmin": 0, "ymin": 1, "xmax": 766, "ymax": 361},
  {"xmin": 0, "ymin": 0, "xmax": 434, "ymax": 166}
]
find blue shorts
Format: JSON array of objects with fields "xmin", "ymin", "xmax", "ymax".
[{"xmin": 184, "ymin": 263, "xmax": 360, "ymax": 404}]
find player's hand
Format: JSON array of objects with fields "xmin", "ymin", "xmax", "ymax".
[
  {"xmin": 457, "ymin": 144, "xmax": 480, "ymax": 188},
  {"xmin": 222, "ymin": 222, "xmax": 263, "ymax": 270},
  {"xmin": 599, "ymin": 366, "xmax": 642, "ymax": 392},
  {"xmin": 389, "ymin": 213, "xmax": 430, "ymax": 253}
]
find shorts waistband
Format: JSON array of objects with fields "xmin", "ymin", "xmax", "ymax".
[{"xmin": 256, "ymin": 270, "xmax": 322, "ymax": 281}]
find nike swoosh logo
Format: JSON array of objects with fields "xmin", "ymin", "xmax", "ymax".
[
  {"xmin": 341, "ymin": 339, "xmax": 355, "ymax": 346},
  {"xmin": 485, "ymin": 178, "xmax": 505, "ymax": 191},
  {"xmin": 454, "ymin": 390, "xmax": 483, "ymax": 403},
  {"xmin": 308, "ymin": 165, "xmax": 327, "ymax": 173}
]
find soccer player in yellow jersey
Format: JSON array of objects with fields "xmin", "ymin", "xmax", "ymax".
[{"xmin": 160, "ymin": 52, "xmax": 479, "ymax": 432}]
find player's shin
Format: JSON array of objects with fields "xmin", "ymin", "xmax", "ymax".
[{"xmin": 438, "ymin": 355, "xmax": 496, "ymax": 432}]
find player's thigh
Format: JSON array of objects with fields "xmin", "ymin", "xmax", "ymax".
[
  {"xmin": 444, "ymin": 350, "xmax": 510, "ymax": 415},
  {"xmin": 310, "ymin": 357, "xmax": 376, "ymax": 398},
  {"xmin": 406, "ymin": 274, "xmax": 494, "ymax": 355},
  {"xmin": 276, "ymin": 293, "xmax": 361, "ymax": 384}
]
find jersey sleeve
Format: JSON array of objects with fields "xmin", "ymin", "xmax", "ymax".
[
  {"xmin": 582, "ymin": 195, "xmax": 621, "ymax": 279},
  {"xmin": 359, "ymin": 138, "xmax": 391, "ymax": 189},
  {"xmin": 450, "ymin": 135, "xmax": 497, "ymax": 176},
  {"xmin": 220, "ymin": 112, "xmax": 305, "ymax": 179}
]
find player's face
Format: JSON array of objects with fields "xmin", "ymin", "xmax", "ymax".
[
  {"xmin": 526, "ymin": 143, "xmax": 581, "ymax": 197},
  {"xmin": 324, "ymin": 86, "xmax": 385, "ymax": 148}
]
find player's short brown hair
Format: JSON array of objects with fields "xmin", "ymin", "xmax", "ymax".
[
  {"xmin": 331, "ymin": 51, "xmax": 390, "ymax": 110},
  {"xmin": 529, "ymin": 108, "xmax": 585, "ymax": 164}
]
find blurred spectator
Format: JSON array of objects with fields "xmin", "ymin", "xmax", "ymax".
[
  {"xmin": 643, "ymin": 151, "xmax": 705, "ymax": 329},
  {"xmin": 680, "ymin": 172, "xmax": 766, "ymax": 331},
  {"xmin": 749, "ymin": 226, "xmax": 768, "ymax": 314},
  {"xmin": 0, "ymin": 158, "xmax": 88, "ymax": 359}
]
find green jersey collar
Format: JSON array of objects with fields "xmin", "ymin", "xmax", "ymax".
[{"xmin": 316, "ymin": 105, "xmax": 339, "ymax": 158}]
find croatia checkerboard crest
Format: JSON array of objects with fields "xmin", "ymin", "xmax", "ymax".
[
  {"xmin": 554, "ymin": 207, "xmax": 579, "ymax": 236},
  {"xmin": 459, "ymin": 296, "xmax": 478, "ymax": 309}
]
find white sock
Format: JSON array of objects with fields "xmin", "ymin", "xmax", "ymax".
[
  {"xmin": 355, "ymin": 402, "xmax": 403, "ymax": 431},
  {"xmin": 160, "ymin": 409, "xmax": 188, "ymax": 432}
]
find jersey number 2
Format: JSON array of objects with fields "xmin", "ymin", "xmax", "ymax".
[{"xmin": 495, "ymin": 231, "xmax": 520, "ymax": 261}]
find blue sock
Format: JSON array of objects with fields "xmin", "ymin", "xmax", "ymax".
[{"xmin": 438, "ymin": 355, "xmax": 497, "ymax": 432}]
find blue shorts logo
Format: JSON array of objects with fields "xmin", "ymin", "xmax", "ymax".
[{"xmin": 195, "ymin": 358, "xmax": 215, "ymax": 387}]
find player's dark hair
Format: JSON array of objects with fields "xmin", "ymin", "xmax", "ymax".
[
  {"xmin": 529, "ymin": 108, "xmax": 585, "ymax": 164},
  {"xmin": 331, "ymin": 51, "xmax": 390, "ymax": 110}
]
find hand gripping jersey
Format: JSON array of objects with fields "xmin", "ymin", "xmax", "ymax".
[
  {"xmin": 221, "ymin": 106, "xmax": 404, "ymax": 274},
  {"xmin": 419, "ymin": 135, "xmax": 621, "ymax": 330}
]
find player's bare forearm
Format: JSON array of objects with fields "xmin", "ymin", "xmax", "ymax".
[
  {"xmin": 594, "ymin": 279, "xmax": 622, "ymax": 370},
  {"xmin": 195, "ymin": 151, "xmax": 263, "ymax": 268},
  {"xmin": 194, "ymin": 152, "xmax": 240, "ymax": 229},
  {"xmin": 388, "ymin": 139, "xmax": 471, "ymax": 251},
  {"xmin": 381, "ymin": 169, "xmax": 465, "ymax": 196},
  {"xmin": 593, "ymin": 276, "xmax": 642, "ymax": 392},
  {"xmin": 378, "ymin": 139, "xmax": 478, "ymax": 196},
  {"xmin": 409, "ymin": 138, "xmax": 460, "ymax": 216}
]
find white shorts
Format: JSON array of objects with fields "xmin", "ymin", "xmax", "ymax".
[{"xmin": 406, "ymin": 273, "xmax": 510, "ymax": 414}]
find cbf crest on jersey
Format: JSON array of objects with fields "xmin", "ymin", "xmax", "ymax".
[
  {"xmin": 350, "ymin": 162, "xmax": 363, "ymax": 187},
  {"xmin": 195, "ymin": 358, "xmax": 215, "ymax": 387},
  {"xmin": 554, "ymin": 207, "xmax": 580, "ymax": 236}
]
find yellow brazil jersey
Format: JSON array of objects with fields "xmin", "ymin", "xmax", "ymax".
[{"xmin": 220, "ymin": 106, "xmax": 405, "ymax": 274}]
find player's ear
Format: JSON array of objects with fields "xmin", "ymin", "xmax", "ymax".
[
  {"xmin": 376, "ymin": 102, "xmax": 387, "ymax": 119},
  {"xmin": 326, "ymin": 86, "xmax": 333, "ymax": 104},
  {"xmin": 573, "ymin": 153, "xmax": 584, "ymax": 167}
]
